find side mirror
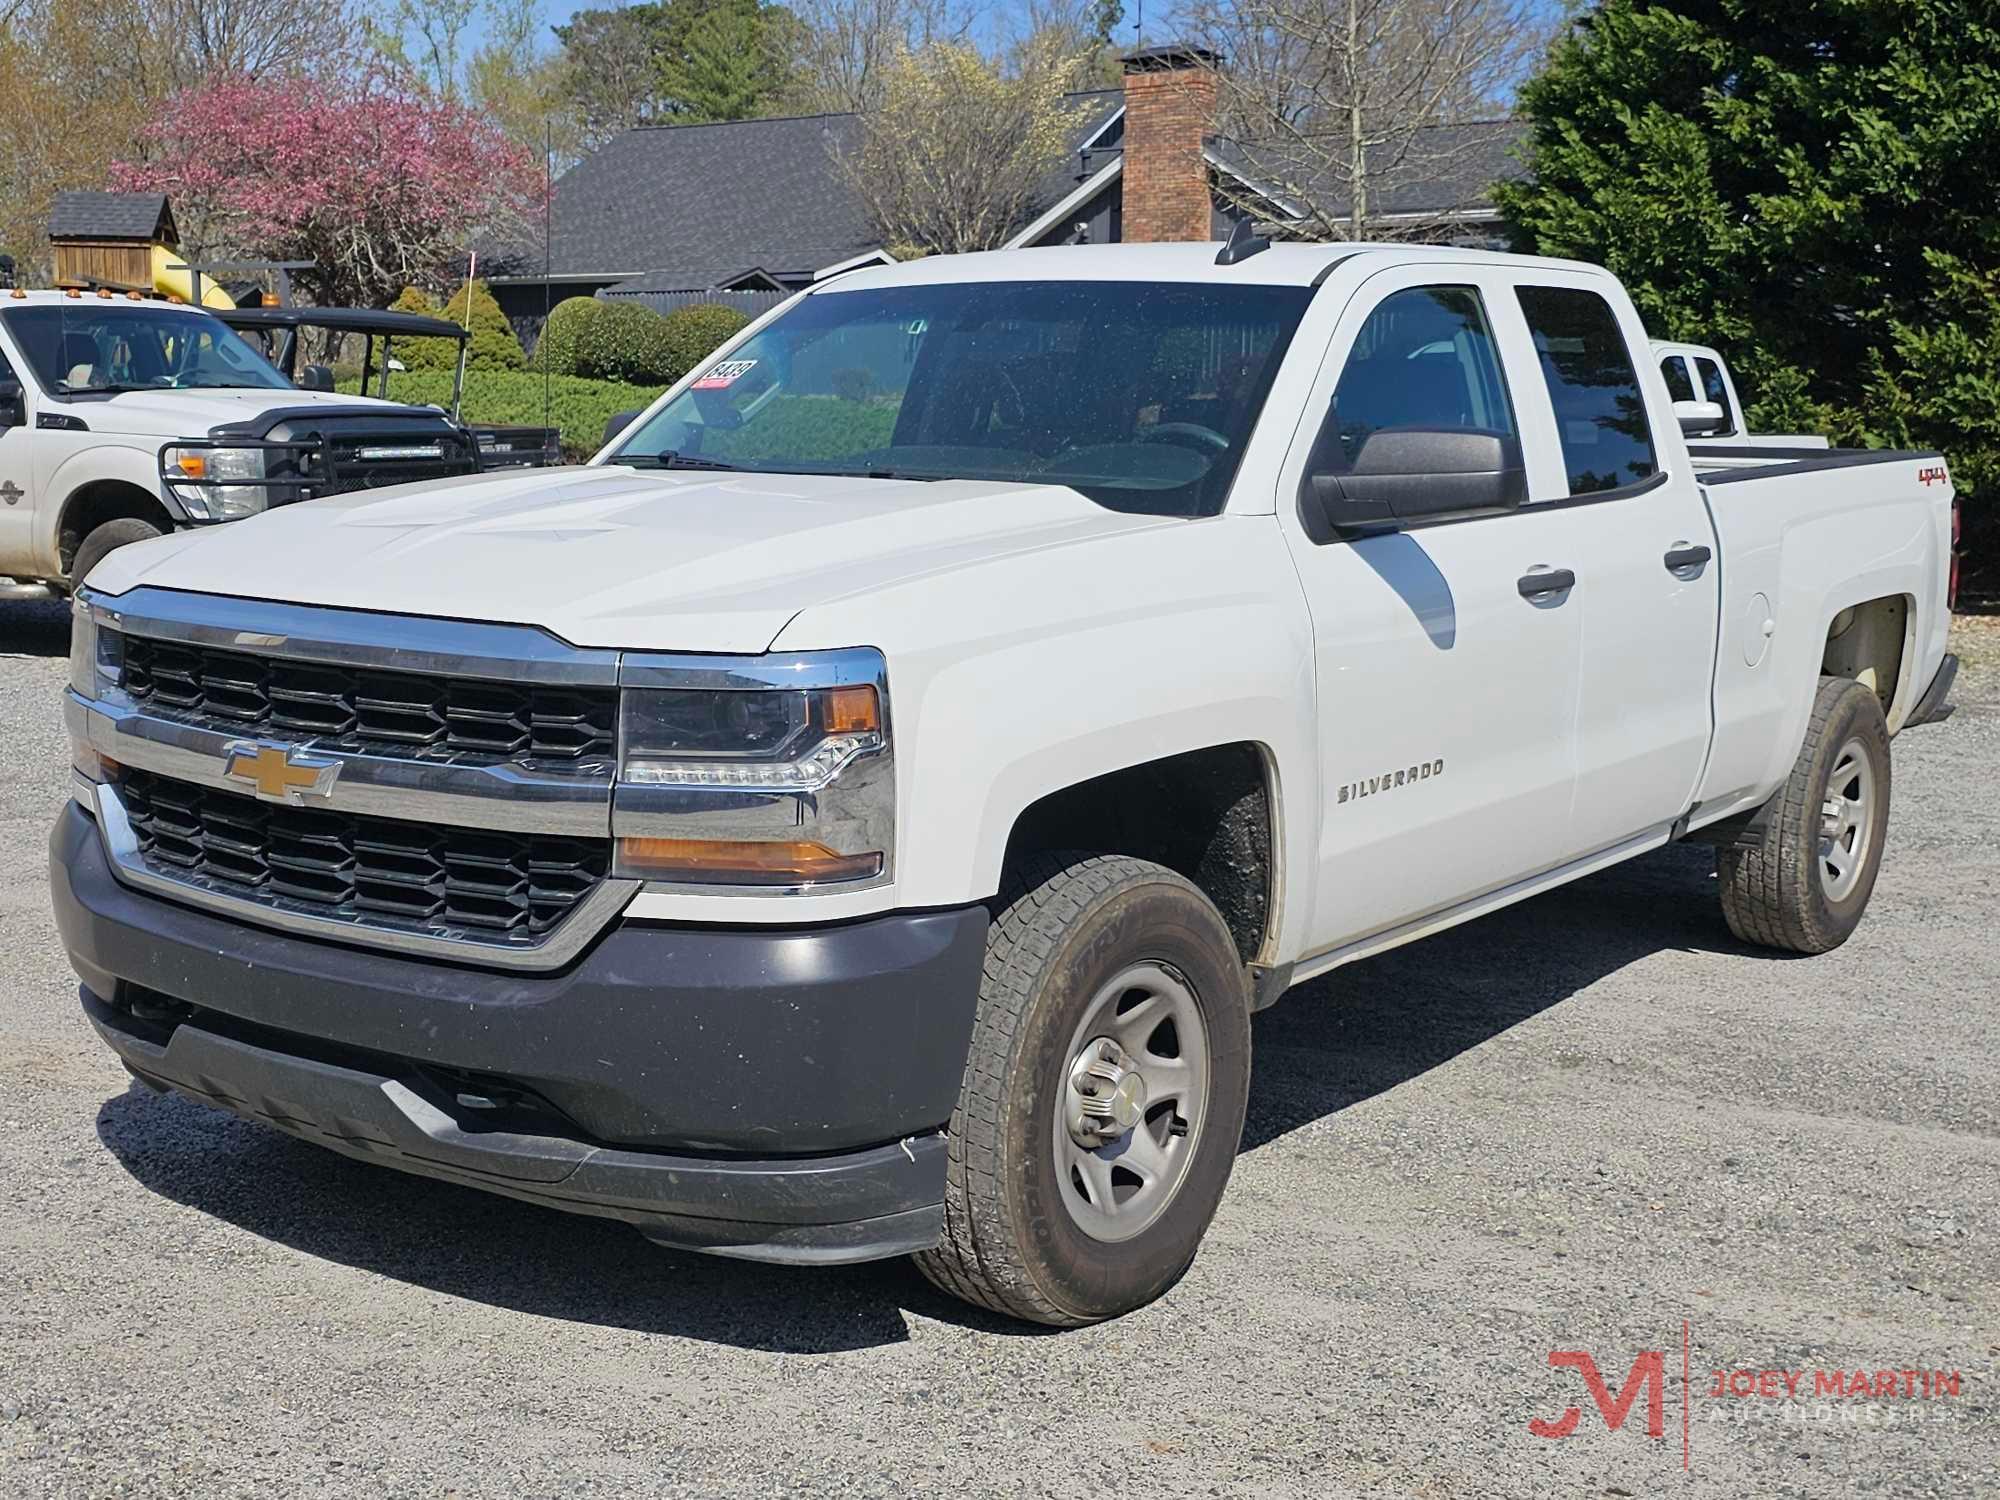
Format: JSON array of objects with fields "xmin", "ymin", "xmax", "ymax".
[
  {"xmin": 298, "ymin": 364, "xmax": 335, "ymax": 393},
  {"xmin": 1302, "ymin": 427, "xmax": 1525, "ymax": 541},
  {"xmin": 1673, "ymin": 399, "xmax": 1728, "ymax": 437},
  {"xmin": 0, "ymin": 378, "xmax": 22, "ymax": 427},
  {"xmin": 601, "ymin": 409, "xmax": 641, "ymax": 450}
]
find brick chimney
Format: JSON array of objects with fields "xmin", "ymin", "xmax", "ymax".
[{"xmin": 1120, "ymin": 45, "xmax": 1220, "ymax": 243}]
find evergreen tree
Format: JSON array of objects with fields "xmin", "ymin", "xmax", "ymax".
[{"xmin": 1497, "ymin": 0, "xmax": 2000, "ymax": 589}]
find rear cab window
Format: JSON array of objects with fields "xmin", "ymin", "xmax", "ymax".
[{"xmin": 1516, "ymin": 286, "xmax": 1655, "ymax": 495}]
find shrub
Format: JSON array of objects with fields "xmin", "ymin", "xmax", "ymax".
[
  {"xmin": 342, "ymin": 369, "xmax": 662, "ymax": 461},
  {"xmin": 535, "ymin": 295, "xmax": 603, "ymax": 376},
  {"xmin": 660, "ymin": 302, "xmax": 751, "ymax": 381},
  {"xmin": 382, "ymin": 280, "xmax": 526, "ymax": 374},
  {"xmin": 442, "ymin": 279, "xmax": 527, "ymax": 371},
  {"xmin": 384, "ymin": 285, "xmax": 455, "ymax": 372},
  {"xmin": 575, "ymin": 301, "xmax": 678, "ymax": 384}
]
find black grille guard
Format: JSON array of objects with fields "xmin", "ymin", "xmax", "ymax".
[{"xmin": 159, "ymin": 424, "xmax": 482, "ymax": 516}]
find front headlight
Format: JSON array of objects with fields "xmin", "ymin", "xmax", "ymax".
[
  {"xmin": 611, "ymin": 652, "xmax": 893, "ymax": 888},
  {"xmin": 163, "ymin": 445, "xmax": 270, "ymax": 521},
  {"xmin": 68, "ymin": 598, "xmax": 125, "ymax": 787},
  {"xmin": 67, "ymin": 601, "xmax": 123, "ymax": 701}
]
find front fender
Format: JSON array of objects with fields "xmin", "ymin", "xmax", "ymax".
[
  {"xmin": 777, "ymin": 513, "xmax": 1323, "ymax": 965},
  {"xmin": 36, "ymin": 441, "xmax": 190, "ymax": 575}
]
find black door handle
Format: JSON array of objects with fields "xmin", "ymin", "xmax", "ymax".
[
  {"xmin": 1664, "ymin": 544, "xmax": 1713, "ymax": 571},
  {"xmin": 1518, "ymin": 568, "xmax": 1576, "ymax": 598}
]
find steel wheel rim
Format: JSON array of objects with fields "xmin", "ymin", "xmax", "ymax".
[
  {"xmin": 1052, "ymin": 961, "xmax": 1210, "ymax": 1244},
  {"xmin": 1818, "ymin": 736, "xmax": 1876, "ymax": 903}
]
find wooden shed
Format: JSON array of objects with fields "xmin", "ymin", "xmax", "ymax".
[{"xmin": 49, "ymin": 191, "xmax": 178, "ymax": 291}]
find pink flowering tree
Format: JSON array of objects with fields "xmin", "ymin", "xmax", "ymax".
[{"xmin": 113, "ymin": 72, "xmax": 543, "ymax": 308}]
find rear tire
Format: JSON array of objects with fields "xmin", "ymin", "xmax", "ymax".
[
  {"xmin": 1718, "ymin": 675, "xmax": 1891, "ymax": 954},
  {"xmin": 914, "ymin": 852, "xmax": 1252, "ymax": 1326},
  {"xmin": 71, "ymin": 517, "xmax": 163, "ymax": 589}
]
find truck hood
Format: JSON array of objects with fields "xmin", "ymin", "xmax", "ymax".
[
  {"xmin": 89, "ymin": 463, "xmax": 1178, "ymax": 653},
  {"xmin": 81, "ymin": 388, "xmax": 414, "ymax": 439}
]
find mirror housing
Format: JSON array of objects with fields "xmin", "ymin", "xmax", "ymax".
[
  {"xmin": 600, "ymin": 409, "xmax": 642, "ymax": 450},
  {"xmin": 297, "ymin": 364, "xmax": 335, "ymax": 393},
  {"xmin": 1674, "ymin": 398, "xmax": 1728, "ymax": 437},
  {"xmin": 0, "ymin": 379, "xmax": 21, "ymax": 427},
  {"xmin": 1302, "ymin": 427, "xmax": 1526, "ymax": 542}
]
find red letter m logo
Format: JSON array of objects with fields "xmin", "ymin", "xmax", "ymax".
[{"xmin": 1530, "ymin": 1350, "xmax": 1666, "ymax": 1439}]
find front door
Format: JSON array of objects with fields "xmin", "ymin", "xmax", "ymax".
[
  {"xmin": 0, "ymin": 342, "xmax": 34, "ymax": 574},
  {"xmin": 1277, "ymin": 267, "xmax": 1589, "ymax": 952}
]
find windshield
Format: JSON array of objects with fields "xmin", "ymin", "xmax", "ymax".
[
  {"xmin": 3, "ymin": 305, "xmax": 294, "ymax": 395},
  {"xmin": 609, "ymin": 279, "xmax": 1315, "ymax": 515}
]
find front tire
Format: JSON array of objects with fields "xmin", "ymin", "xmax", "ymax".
[
  {"xmin": 1718, "ymin": 675, "xmax": 1892, "ymax": 954},
  {"xmin": 71, "ymin": 517, "xmax": 163, "ymax": 589},
  {"xmin": 914, "ymin": 853, "xmax": 1252, "ymax": 1326}
]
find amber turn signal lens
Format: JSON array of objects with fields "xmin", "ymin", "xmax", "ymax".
[
  {"xmin": 823, "ymin": 684, "xmax": 880, "ymax": 735},
  {"xmin": 617, "ymin": 836, "xmax": 882, "ymax": 885},
  {"xmin": 175, "ymin": 453, "xmax": 208, "ymax": 479}
]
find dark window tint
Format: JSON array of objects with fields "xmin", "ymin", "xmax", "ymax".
[
  {"xmin": 1694, "ymin": 356, "xmax": 1733, "ymax": 428},
  {"xmin": 1517, "ymin": 286, "xmax": 1655, "ymax": 494},
  {"xmin": 1325, "ymin": 285, "xmax": 1515, "ymax": 469},
  {"xmin": 1659, "ymin": 355, "xmax": 1694, "ymax": 402}
]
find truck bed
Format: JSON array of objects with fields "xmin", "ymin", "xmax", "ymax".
[{"xmin": 1691, "ymin": 445, "xmax": 1935, "ymax": 483}]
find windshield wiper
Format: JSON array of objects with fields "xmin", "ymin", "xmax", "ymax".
[{"xmin": 624, "ymin": 450, "xmax": 745, "ymax": 472}]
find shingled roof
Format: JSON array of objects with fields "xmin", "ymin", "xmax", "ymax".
[
  {"xmin": 489, "ymin": 92, "xmax": 1124, "ymax": 283},
  {"xmin": 49, "ymin": 191, "xmax": 176, "ymax": 244},
  {"xmin": 1208, "ymin": 119, "xmax": 1528, "ymax": 224}
]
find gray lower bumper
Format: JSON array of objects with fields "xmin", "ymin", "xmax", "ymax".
[
  {"xmin": 54, "ymin": 799, "xmax": 989, "ymax": 1264},
  {"xmin": 84, "ymin": 990, "xmax": 945, "ymax": 1263}
]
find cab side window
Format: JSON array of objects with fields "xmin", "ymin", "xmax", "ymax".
[
  {"xmin": 1659, "ymin": 355, "xmax": 1695, "ymax": 402},
  {"xmin": 1322, "ymin": 285, "xmax": 1517, "ymax": 470},
  {"xmin": 1693, "ymin": 356, "xmax": 1735, "ymax": 432},
  {"xmin": 1517, "ymin": 285, "xmax": 1655, "ymax": 495}
]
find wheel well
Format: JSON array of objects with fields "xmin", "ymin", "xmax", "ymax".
[
  {"xmin": 1001, "ymin": 743, "xmax": 1275, "ymax": 965},
  {"xmin": 1822, "ymin": 594, "xmax": 1910, "ymax": 723},
  {"xmin": 59, "ymin": 482, "xmax": 174, "ymax": 575}
]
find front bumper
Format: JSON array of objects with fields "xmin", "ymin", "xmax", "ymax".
[{"xmin": 53, "ymin": 802, "xmax": 988, "ymax": 1263}]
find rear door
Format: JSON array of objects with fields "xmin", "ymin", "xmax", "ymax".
[
  {"xmin": 1276, "ymin": 264, "xmax": 1587, "ymax": 951},
  {"xmin": 1513, "ymin": 278, "xmax": 1720, "ymax": 852}
]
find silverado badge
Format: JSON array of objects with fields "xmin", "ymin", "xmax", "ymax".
[{"xmin": 222, "ymin": 741, "xmax": 343, "ymax": 805}]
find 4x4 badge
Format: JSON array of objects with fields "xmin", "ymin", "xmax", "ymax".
[{"xmin": 222, "ymin": 741, "xmax": 343, "ymax": 804}]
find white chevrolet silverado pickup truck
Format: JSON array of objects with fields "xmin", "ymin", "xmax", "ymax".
[
  {"xmin": 0, "ymin": 290, "xmax": 480, "ymax": 602},
  {"xmin": 52, "ymin": 242, "xmax": 1959, "ymax": 1326},
  {"xmin": 1651, "ymin": 337, "xmax": 1831, "ymax": 451}
]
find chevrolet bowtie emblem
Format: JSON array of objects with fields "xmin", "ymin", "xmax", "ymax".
[{"xmin": 222, "ymin": 741, "xmax": 343, "ymax": 804}]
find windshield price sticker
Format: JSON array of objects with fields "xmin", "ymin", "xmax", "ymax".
[{"xmin": 692, "ymin": 360, "xmax": 756, "ymax": 390}]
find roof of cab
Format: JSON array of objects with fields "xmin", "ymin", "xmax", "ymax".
[{"xmin": 812, "ymin": 241, "xmax": 1615, "ymax": 292}]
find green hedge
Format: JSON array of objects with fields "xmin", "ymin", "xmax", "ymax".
[
  {"xmin": 340, "ymin": 370, "xmax": 662, "ymax": 461},
  {"xmin": 575, "ymin": 302, "xmax": 678, "ymax": 384},
  {"xmin": 661, "ymin": 303, "xmax": 751, "ymax": 380},
  {"xmin": 535, "ymin": 296, "xmax": 603, "ymax": 376}
]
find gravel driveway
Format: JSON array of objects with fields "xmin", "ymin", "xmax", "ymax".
[{"xmin": 2, "ymin": 598, "xmax": 1993, "ymax": 1499}]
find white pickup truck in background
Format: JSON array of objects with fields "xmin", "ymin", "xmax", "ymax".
[
  {"xmin": 1652, "ymin": 337, "xmax": 1830, "ymax": 450},
  {"xmin": 0, "ymin": 290, "xmax": 482, "ymax": 602},
  {"xmin": 54, "ymin": 241, "xmax": 1958, "ymax": 1327}
]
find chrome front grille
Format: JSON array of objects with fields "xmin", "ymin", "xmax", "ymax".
[
  {"xmin": 72, "ymin": 587, "xmax": 638, "ymax": 968},
  {"xmin": 123, "ymin": 769, "xmax": 608, "ymax": 941},
  {"xmin": 122, "ymin": 635, "xmax": 617, "ymax": 766}
]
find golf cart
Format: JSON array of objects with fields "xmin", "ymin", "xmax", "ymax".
[{"xmin": 218, "ymin": 305, "xmax": 562, "ymax": 470}]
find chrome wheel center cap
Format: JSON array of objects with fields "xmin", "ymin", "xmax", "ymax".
[{"xmin": 1067, "ymin": 1038, "xmax": 1147, "ymax": 1146}]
